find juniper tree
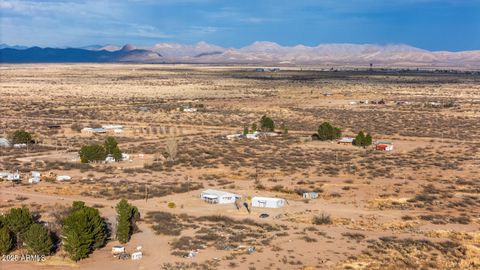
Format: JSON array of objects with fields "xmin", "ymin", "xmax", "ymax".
[
  {"xmin": 24, "ymin": 223, "xmax": 53, "ymax": 255},
  {"xmin": 5, "ymin": 207, "xmax": 33, "ymax": 247},
  {"xmin": 0, "ymin": 227, "xmax": 13, "ymax": 255}
]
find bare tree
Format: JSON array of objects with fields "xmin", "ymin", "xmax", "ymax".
[{"xmin": 165, "ymin": 136, "xmax": 178, "ymax": 162}]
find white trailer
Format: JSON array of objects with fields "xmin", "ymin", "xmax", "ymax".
[
  {"xmin": 200, "ymin": 189, "xmax": 241, "ymax": 204},
  {"xmin": 251, "ymin": 197, "xmax": 285, "ymax": 208}
]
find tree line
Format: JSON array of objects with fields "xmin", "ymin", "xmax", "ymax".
[{"xmin": 0, "ymin": 199, "xmax": 138, "ymax": 261}]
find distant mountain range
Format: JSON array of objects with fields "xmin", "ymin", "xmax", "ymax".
[{"xmin": 1, "ymin": 42, "xmax": 479, "ymax": 68}]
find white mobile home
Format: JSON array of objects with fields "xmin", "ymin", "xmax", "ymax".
[
  {"xmin": 111, "ymin": 246, "xmax": 125, "ymax": 254},
  {"xmin": 131, "ymin": 251, "xmax": 143, "ymax": 260},
  {"xmin": 200, "ymin": 189, "xmax": 241, "ymax": 204},
  {"xmin": 251, "ymin": 197, "xmax": 285, "ymax": 208}
]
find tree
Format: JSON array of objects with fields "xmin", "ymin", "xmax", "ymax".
[
  {"xmin": 354, "ymin": 131, "xmax": 366, "ymax": 147},
  {"xmin": 104, "ymin": 137, "xmax": 122, "ymax": 159},
  {"xmin": 165, "ymin": 136, "xmax": 178, "ymax": 162},
  {"xmin": 260, "ymin": 115, "xmax": 275, "ymax": 132},
  {"xmin": 243, "ymin": 126, "xmax": 249, "ymax": 136},
  {"xmin": 111, "ymin": 146, "xmax": 122, "ymax": 161},
  {"xmin": 317, "ymin": 122, "xmax": 341, "ymax": 140},
  {"xmin": 62, "ymin": 202, "xmax": 107, "ymax": 261},
  {"xmin": 354, "ymin": 131, "xmax": 372, "ymax": 148},
  {"xmin": 251, "ymin": 123, "xmax": 257, "ymax": 133},
  {"xmin": 11, "ymin": 130, "xmax": 32, "ymax": 144},
  {"xmin": 365, "ymin": 133, "xmax": 373, "ymax": 147},
  {"xmin": 79, "ymin": 144, "xmax": 106, "ymax": 163},
  {"xmin": 5, "ymin": 207, "xmax": 33, "ymax": 247},
  {"xmin": 115, "ymin": 199, "xmax": 138, "ymax": 244},
  {"xmin": 0, "ymin": 227, "xmax": 13, "ymax": 255},
  {"xmin": 24, "ymin": 224, "xmax": 53, "ymax": 255}
]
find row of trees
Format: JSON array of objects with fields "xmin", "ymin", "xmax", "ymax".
[
  {"xmin": 353, "ymin": 131, "xmax": 373, "ymax": 147},
  {"xmin": 0, "ymin": 207, "xmax": 53, "ymax": 256},
  {"xmin": 314, "ymin": 122, "xmax": 373, "ymax": 147},
  {"xmin": 79, "ymin": 137, "xmax": 122, "ymax": 163},
  {"xmin": 1, "ymin": 199, "xmax": 139, "ymax": 262},
  {"xmin": 243, "ymin": 115, "xmax": 288, "ymax": 135}
]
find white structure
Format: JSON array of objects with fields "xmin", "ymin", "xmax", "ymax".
[
  {"xmin": 246, "ymin": 133, "xmax": 260, "ymax": 140},
  {"xmin": 200, "ymin": 189, "xmax": 241, "ymax": 204},
  {"xmin": 251, "ymin": 197, "xmax": 285, "ymax": 208},
  {"xmin": 0, "ymin": 138, "xmax": 10, "ymax": 147},
  {"xmin": 105, "ymin": 155, "xmax": 115, "ymax": 163},
  {"xmin": 81, "ymin": 127, "xmax": 107, "ymax": 134},
  {"xmin": 28, "ymin": 171, "xmax": 41, "ymax": 184},
  {"xmin": 0, "ymin": 171, "xmax": 19, "ymax": 181},
  {"xmin": 121, "ymin": 153, "xmax": 130, "ymax": 161},
  {"xmin": 56, "ymin": 175, "xmax": 71, "ymax": 181},
  {"xmin": 131, "ymin": 251, "xmax": 143, "ymax": 260},
  {"xmin": 102, "ymin": 124, "xmax": 123, "ymax": 130},
  {"xmin": 303, "ymin": 192, "xmax": 318, "ymax": 199},
  {"xmin": 226, "ymin": 134, "xmax": 244, "ymax": 140},
  {"xmin": 183, "ymin": 107, "xmax": 197, "ymax": 112},
  {"xmin": 111, "ymin": 246, "xmax": 125, "ymax": 254},
  {"xmin": 13, "ymin": 143, "xmax": 27, "ymax": 148}
]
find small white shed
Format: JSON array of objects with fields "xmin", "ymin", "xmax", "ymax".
[
  {"xmin": 131, "ymin": 251, "xmax": 143, "ymax": 260},
  {"xmin": 56, "ymin": 175, "xmax": 71, "ymax": 181},
  {"xmin": 200, "ymin": 189, "xmax": 241, "ymax": 204},
  {"xmin": 112, "ymin": 246, "xmax": 125, "ymax": 254},
  {"xmin": 251, "ymin": 197, "xmax": 285, "ymax": 208}
]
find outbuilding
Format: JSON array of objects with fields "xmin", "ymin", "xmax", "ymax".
[
  {"xmin": 303, "ymin": 192, "xmax": 318, "ymax": 199},
  {"xmin": 251, "ymin": 197, "xmax": 285, "ymax": 208},
  {"xmin": 338, "ymin": 137, "xmax": 354, "ymax": 145},
  {"xmin": 112, "ymin": 246, "xmax": 125, "ymax": 254},
  {"xmin": 375, "ymin": 141, "xmax": 394, "ymax": 151},
  {"xmin": 0, "ymin": 138, "xmax": 11, "ymax": 147},
  {"xmin": 131, "ymin": 251, "xmax": 143, "ymax": 260},
  {"xmin": 200, "ymin": 189, "xmax": 241, "ymax": 204}
]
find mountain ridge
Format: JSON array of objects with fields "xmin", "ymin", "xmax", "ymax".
[{"xmin": 1, "ymin": 42, "xmax": 479, "ymax": 68}]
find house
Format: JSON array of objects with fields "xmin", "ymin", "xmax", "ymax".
[
  {"xmin": 251, "ymin": 197, "xmax": 286, "ymax": 208},
  {"xmin": 1, "ymin": 171, "xmax": 21, "ymax": 181},
  {"xmin": 303, "ymin": 192, "xmax": 318, "ymax": 199},
  {"xmin": 183, "ymin": 107, "xmax": 198, "ymax": 112},
  {"xmin": 105, "ymin": 155, "xmax": 115, "ymax": 163},
  {"xmin": 246, "ymin": 133, "xmax": 260, "ymax": 140},
  {"xmin": 226, "ymin": 134, "xmax": 244, "ymax": 140},
  {"xmin": 102, "ymin": 125, "xmax": 124, "ymax": 133},
  {"xmin": 338, "ymin": 137, "xmax": 354, "ymax": 145},
  {"xmin": 375, "ymin": 141, "xmax": 394, "ymax": 151},
  {"xmin": 112, "ymin": 246, "xmax": 125, "ymax": 254},
  {"xmin": 0, "ymin": 138, "xmax": 11, "ymax": 147},
  {"xmin": 81, "ymin": 127, "xmax": 107, "ymax": 134},
  {"xmin": 56, "ymin": 175, "xmax": 71, "ymax": 181},
  {"xmin": 28, "ymin": 171, "xmax": 41, "ymax": 184},
  {"xmin": 200, "ymin": 189, "xmax": 241, "ymax": 204},
  {"xmin": 131, "ymin": 251, "xmax": 143, "ymax": 260},
  {"xmin": 121, "ymin": 153, "xmax": 130, "ymax": 161},
  {"xmin": 14, "ymin": 143, "xmax": 27, "ymax": 148}
]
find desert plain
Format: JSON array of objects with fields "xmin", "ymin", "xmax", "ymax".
[{"xmin": 0, "ymin": 64, "xmax": 479, "ymax": 270}]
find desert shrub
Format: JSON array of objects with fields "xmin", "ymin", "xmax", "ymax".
[{"xmin": 313, "ymin": 213, "xmax": 332, "ymax": 225}]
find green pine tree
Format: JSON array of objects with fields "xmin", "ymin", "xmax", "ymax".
[
  {"xmin": 5, "ymin": 207, "xmax": 33, "ymax": 247},
  {"xmin": 115, "ymin": 199, "xmax": 138, "ymax": 244},
  {"xmin": 365, "ymin": 133, "xmax": 373, "ymax": 146},
  {"xmin": 62, "ymin": 202, "xmax": 107, "ymax": 261},
  {"xmin": 317, "ymin": 122, "xmax": 342, "ymax": 140},
  {"xmin": 24, "ymin": 223, "xmax": 53, "ymax": 255},
  {"xmin": 0, "ymin": 227, "xmax": 13, "ymax": 255},
  {"xmin": 260, "ymin": 115, "xmax": 275, "ymax": 132},
  {"xmin": 354, "ymin": 131, "xmax": 366, "ymax": 147}
]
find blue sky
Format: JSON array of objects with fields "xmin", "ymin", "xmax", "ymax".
[{"xmin": 0, "ymin": 0, "xmax": 479, "ymax": 51}]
